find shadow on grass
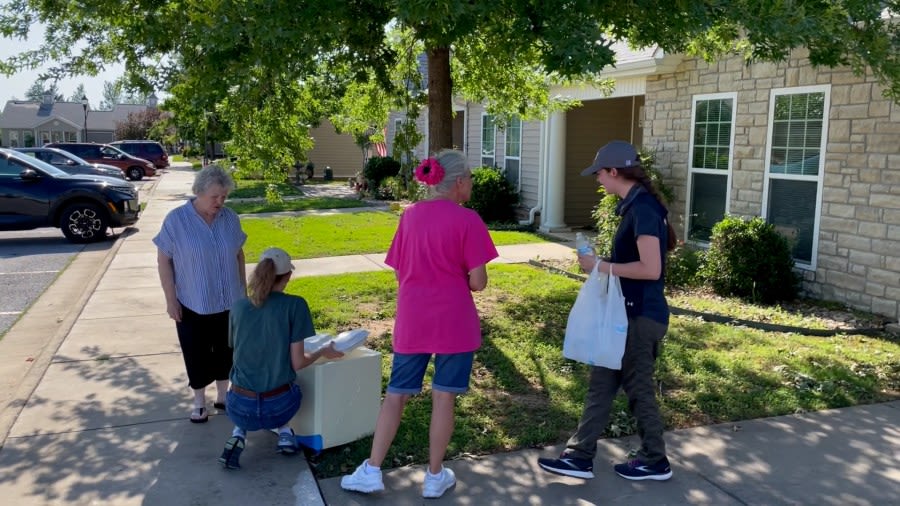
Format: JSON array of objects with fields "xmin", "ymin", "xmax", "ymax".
[{"xmin": 309, "ymin": 264, "xmax": 900, "ymax": 482}]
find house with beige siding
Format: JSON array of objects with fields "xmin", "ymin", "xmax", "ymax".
[
  {"xmin": 387, "ymin": 46, "xmax": 900, "ymax": 322},
  {"xmin": 306, "ymin": 118, "xmax": 370, "ymax": 178}
]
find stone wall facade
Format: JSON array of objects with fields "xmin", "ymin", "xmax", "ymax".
[{"xmin": 643, "ymin": 49, "xmax": 900, "ymax": 321}]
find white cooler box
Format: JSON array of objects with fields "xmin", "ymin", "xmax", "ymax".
[{"xmin": 292, "ymin": 346, "xmax": 382, "ymax": 452}]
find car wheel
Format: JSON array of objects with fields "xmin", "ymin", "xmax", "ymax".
[
  {"xmin": 127, "ymin": 167, "xmax": 144, "ymax": 180},
  {"xmin": 61, "ymin": 203, "xmax": 109, "ymax": 243}
]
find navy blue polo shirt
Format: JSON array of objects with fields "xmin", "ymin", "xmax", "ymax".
[{"xmin": 610, "ymin": 185, "xmax": 670, "ymax": 325}]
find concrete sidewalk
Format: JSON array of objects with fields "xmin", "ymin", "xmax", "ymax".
[{"xmin": 0, "ymin": 163, "xmax": 896, "ymax": 505}]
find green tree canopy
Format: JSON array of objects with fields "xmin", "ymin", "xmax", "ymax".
[
  {"xmin": 24, "ymin": 78, "xmax": 62, "ymax": 102},
  {"xmin": 3, "ymin": 0, "xmax": 897, "ymax": 152}
]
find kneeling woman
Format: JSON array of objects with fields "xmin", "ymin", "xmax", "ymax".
[{"xmin": 219, "ymin": 247, "xmax": 342, "ymax": 469}]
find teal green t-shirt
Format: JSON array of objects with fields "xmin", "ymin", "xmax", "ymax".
[{"xmin": 228, "ymin": 291, "xmax": 315, "ymax": 393}]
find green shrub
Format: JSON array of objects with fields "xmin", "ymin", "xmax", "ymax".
[
  {"xmin": 465, "ymin": 166, "xmax": 519, "ymax": 223},
  {"xmin": 363, "ymin": 156, "xmax": 401, "ymax": 187},
  {"xmin": 666, "ymin": 244, "xmax": 705, "ymax": 288},
  {"xmin": 699, "ymin": 215, "xmax": 800, "ymax": 304},
  {"xmin": 377, "ymin": 176, "xmax": 401, "ymax": 201},
  {"xmin": 590, "ymin": 148, "xmax": 672, "ymax": 257}
]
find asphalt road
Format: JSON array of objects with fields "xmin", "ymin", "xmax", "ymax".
[{"xmin": 0, "ymin": 177, "xmax": 156, "ymax": 337}]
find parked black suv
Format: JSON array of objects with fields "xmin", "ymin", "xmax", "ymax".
[
  {"xmin": 110, "ymin": 140, "xmax": 170, "ymax": 169},
  {"xmin": 0, "ymin": 148, "xmax": 140, "ymax": 242}
]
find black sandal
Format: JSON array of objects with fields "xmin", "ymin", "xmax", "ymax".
[
  {"xmin": 190, "ymin": 407, "xmax": 208, "ymax": 423},
  {"xmin": 214, "ymin": 402, "xmax": 226, "ymax": 411}
]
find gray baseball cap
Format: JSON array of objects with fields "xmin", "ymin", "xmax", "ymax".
[{"xmin": 581, "ymin": 140, "xmax": 641, "ymax": 176}]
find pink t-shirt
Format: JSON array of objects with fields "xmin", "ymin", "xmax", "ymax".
[{"xmin": 385, "ymin": 200, "xmax": 499, "ymax": 354}]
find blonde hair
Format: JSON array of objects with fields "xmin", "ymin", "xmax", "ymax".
[{"xmin": 247, "ymin": 258, "xmax": 290, "ymax": 307}]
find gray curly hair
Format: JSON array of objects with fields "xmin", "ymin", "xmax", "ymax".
[{"xmin": 192, "ymin": 165, "xmax": 235, "ymax": 195}]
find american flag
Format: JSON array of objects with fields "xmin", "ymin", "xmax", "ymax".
[{"xmin": 374, "ymin": 141, "xmax": 387, "ymax": 157}]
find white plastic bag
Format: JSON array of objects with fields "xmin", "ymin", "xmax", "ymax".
[{"xmin": 563, "ymin": 263, "xmax": 628, "ymax": 369}]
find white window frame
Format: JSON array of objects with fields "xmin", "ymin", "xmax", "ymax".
[
  {"xmin": 504, "ymin": 116, "xmax": 522, "ymax": 191},
  {"xmin": 761, "ymin": 85, "xmax": 830, "ymax": 270},
  {"xmin": 481, "ymin": 113, "xmax": 495, "ymax": 167},
  {"xmin": 9, "ymin": 130, "xmax": 19, "ymax": 147},
  {"xmin": 392, "ymin": 118, "xmax": 402, "ymax": 156},
  {"xmin": 685, "ymin": 92, "xmax": 737, "ymax": 244}
]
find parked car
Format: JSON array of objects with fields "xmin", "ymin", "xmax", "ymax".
[
  {"xmin": 109, "ymin": 140, "xmax": 170, "ymax": 169},
  {"xmin": 45, "ymin": 142, "xmax": 156, "ymax": 181},
  {"xmin": 0, "ymin": 148, "xmax": 140, "ymax": 242},
  {"xmin": 13, "ymin": 147, "xmax": 126, "ymax": 180}
]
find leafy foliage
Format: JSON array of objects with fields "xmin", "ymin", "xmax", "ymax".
[
  {"xmin": 114, "ymin": 108, "xmax": 168, "ymax": 140},
  {"xmin": 363, "ymin": 156, "xmax": 401, "ymax": 188},
  {"xmin": 700, "ymin": 216, "xmax": 800, "ymax": 304},
  {"xmin": 666, "ymin": 244, "xmax": 705, "ymax": 288},
  {"xmin": 465, "ymin": 166, "xmax": 519, "ymax": 223},
  {"xmin": 4, "ymin": 0, "xmax": 900, "ymax": 162},
  {"xmin": 25, "ymin": 79, "xmax": 62, "ymax": 102}
]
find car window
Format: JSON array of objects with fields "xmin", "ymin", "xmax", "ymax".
[
  {"xmin": 0, "ymin": 155, "xmax": 20, "ymax": 176},
  {"xmin": 53, "ymin": 150, "xmax": 90, "ymax": 165},
  {"xmin": 102, "ymin": 146, "xmax": 129, "ymax": 157},
  {"xmin": 2, "ymin": 151, "xmax": 68, "ymax": 177},
  {"xmin": 49, "ymin": 152, "xmax": 71, "ymax": 165}
]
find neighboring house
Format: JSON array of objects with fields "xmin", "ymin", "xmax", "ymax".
[
  {"xmin": 0, "ymin": 93, "xmax": 158, "ymax": 147},
  {"xmin": 306, "ymin": 118, "xmax": 369, "ymax": 179},
  {"xmin": 388, "ymin": 45, "xmax": 900, "ymax": 321}
]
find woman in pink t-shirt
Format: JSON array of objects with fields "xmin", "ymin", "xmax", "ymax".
[{"xmin": 341, "ymin": 149, "xmax": 498, "ymax": 499}]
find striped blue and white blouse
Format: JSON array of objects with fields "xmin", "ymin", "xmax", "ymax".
[{"xmin": 153, "ymin": 199, "xmax": 247, "ymax": 315}]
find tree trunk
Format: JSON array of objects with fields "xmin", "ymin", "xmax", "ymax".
[{"xmin": 427, "ymin": 46, "xmax": 453, "ymax": 154}]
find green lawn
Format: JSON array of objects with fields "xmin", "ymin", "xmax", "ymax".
[
  {"xmin": 241, "ymin": 211, "xmax": 547, "ymax": 260},
  {"xmin": 292, "ymin": 264, "xmax": 900, "ymax": 478},
  {"xmin": 229, "ymin": 179, "xmax": 303, "ymax": 199},
  {"xmin": 227, "ymin": 197, "xmax": 368, "ymax": 214}
]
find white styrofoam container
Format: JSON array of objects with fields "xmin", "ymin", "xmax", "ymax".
[{"xmin": 292, "ymin": 346, "xmax": 382, "ymax": 452}]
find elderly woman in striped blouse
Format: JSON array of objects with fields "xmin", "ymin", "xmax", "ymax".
[{"xmin": 153, "ymin": 165, "xmax": 247, "ymax": 423}]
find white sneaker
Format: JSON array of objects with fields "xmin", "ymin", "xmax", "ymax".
[
  {"xmin": 422, "ymin": 467, "xmax": 456, "ymax": 498},
  {"xmin": 340, "ymin": 460, "xmax": 384, "ymax": 493}
]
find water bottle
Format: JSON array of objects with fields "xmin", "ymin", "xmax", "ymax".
[{"xmin": 575, "ymin": 232, "xmax": 595, "ymax": 256}]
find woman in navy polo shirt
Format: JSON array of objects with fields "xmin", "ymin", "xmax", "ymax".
[
  {"xmin": 538, "ymin": 140, "xmax": 677, "ymax": 482},
  {"xmin": 153, "ymin": 165, "xmax": 247, "ymax": 423}
]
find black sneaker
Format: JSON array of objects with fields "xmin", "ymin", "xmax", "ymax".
[
  {"xmin": 537, "ymin": 453, "xmax": 594, "ymax": 479},
  {"xmin": 614, "ymin": 457, "xmax": 673, "ymax": 481},
  {"xmin": 217, "ymin": 436, "xmax": 245, "ymax": 469}
]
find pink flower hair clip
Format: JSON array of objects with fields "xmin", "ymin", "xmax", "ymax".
[{"xmin": 414, "ymin": 157, "xmax": 446, "ymax": 186}]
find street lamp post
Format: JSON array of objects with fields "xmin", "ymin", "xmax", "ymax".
[{"xmin": 80, "ymin": 95, "xmax": 89, "ymax": 141}]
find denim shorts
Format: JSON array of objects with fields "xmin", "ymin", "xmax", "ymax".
[
  {"xmin": 387, "ymin": 352, "xmax": 475, "ymax": 395},
  {"xmin": 225, "ymin": 383, "xmax": 302, "ymax": 432}
]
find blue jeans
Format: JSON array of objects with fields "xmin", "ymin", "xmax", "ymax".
[
  {"xmin": 387, "ymin": 352, "xmax": 475, "ymax": 394},
  {"xmin": 225, "ymin": 383, "xmax": 302, "ymax": 432}
]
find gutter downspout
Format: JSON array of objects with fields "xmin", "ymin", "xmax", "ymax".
[{"xmin": 520, "ymin": 117, "xmax": 548, "ymax": 226}]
